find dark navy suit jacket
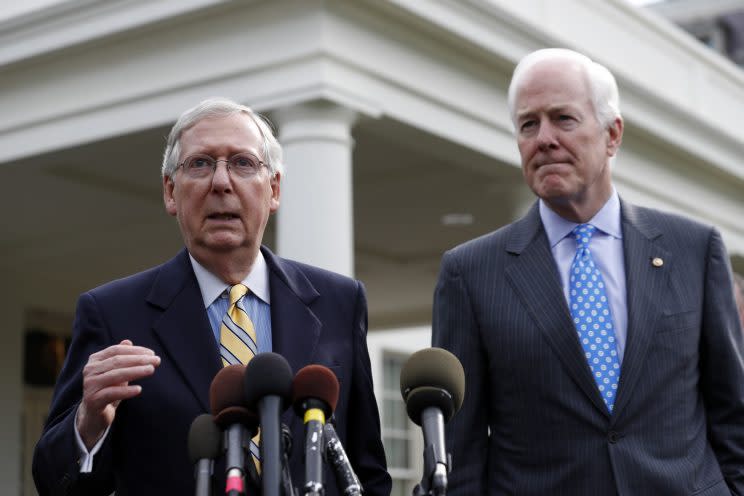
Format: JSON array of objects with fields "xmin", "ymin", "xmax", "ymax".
[
  {"xmin": 433, "ymin": 200, "xmax": 744, "ymax": 496},
  {"xmin": 33, "ymin": 247, "xmax": 391, "ymax": 496}
]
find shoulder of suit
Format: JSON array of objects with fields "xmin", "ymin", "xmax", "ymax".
[
  {"xmin": 444, "ymin": 217, "xmax": 527, "ymax": 261},
  {"xmin": 622, "ymin": 201, "xmax": 714, "ymax": 238},
  {"xmin": 272, "ymin": 254, "xmax": 360, "ymax": 289},
  {"xmin": 86, "ymin": 251, "xmax": 184, "ymax": 300}
]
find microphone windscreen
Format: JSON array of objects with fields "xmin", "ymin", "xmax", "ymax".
[
  {"xmin": 213, "ymin": 405, "xmax": 259, "ymax": 430},
  {"xmin": 291, "ymin": 364, "xmax": 340, "ymax": 415},
  {"xmin": 399, "ymin": 348, "xmax": 465, "ymax": 420},
  {"xmin": 209, "ymin": 364, "xmax": 247, "ymax": 416},
  {"xmin": 187, "ymin": 414, "xmax": 222, "ymax": 463},
  {"xmin": 243, "ymin": 352, "xmax": 293, "ymax": 410},
  {"xmin": 405, "ymin": 386, "xmax": 455, "ymax": 425}
]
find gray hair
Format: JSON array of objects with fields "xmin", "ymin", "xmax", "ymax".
[
  {"xmin": 507, "ymin": 48, "xmax": 621, "ymax": 131},
  {"xmin": 161, "ymin": 97, "xmax": 284, "ymax": 178}
]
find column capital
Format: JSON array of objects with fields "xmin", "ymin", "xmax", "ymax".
[{"xmin": 272, "ymin": 100, "xmax": 358, "ymax": 147}]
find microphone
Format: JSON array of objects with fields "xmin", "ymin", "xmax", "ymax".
[
  {"xmin": 400, "ymin": 348, "xmax": 465, "ymax": 496},
  {"xmin": 210, "ymin": 364, "xmax": 259, "ymax": 496},
  {"xmin": 292, "ymin": 365, "xmax": 340, "ymax": 496},
  {"xmin": 243, "ymin": 353, "xmax": 294, "ymax": 496},
  {"xmin": 324, "ymin": 421, "xmax": 362, "ymax": 496},
  {"xmin": 188, "ymin": 414, "xmax": 222, "ymax": 496}
]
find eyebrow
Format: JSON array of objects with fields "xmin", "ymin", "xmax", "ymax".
[{"xmin": 516, "ymin": 103, "xmax": 580, "ymax": 121}]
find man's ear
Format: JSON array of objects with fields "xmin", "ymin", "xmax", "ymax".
[
  {"xmin": 269, "ymin": 172, "xmax": 281, "ymax": 213},
  {"xmin": 606, "ymin": 117, "xmax": 623, "ymax": 157},
  {"xmin": 163, "ymin": 176, "xmax": 177, "ymax": 216}
]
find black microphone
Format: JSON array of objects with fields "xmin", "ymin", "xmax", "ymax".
[
  {"xmin": 210, "ymin": 364, "xmax": 259, "ymax": 496},
  {"xmin": 324, "ymin": 421, "xmax": 362, "ymax": 496},
  {"xmin": 400, "ymin": 348, "xmax": 465, "ymax": 496},
  {"xmin": 188, "ymin": 414, "xmax": 222, "ymax": 496},
  {"xmin": 243, "ymin": 353, "xmax": 294, "ymax": 496},
  {"xmin": 292, "ymin": 365, "xmax": 340, "ymax": 496}
]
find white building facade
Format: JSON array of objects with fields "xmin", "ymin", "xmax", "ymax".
[{"xmin": 2, "ymin": 0, "xmax": 744, "ymax": 494}]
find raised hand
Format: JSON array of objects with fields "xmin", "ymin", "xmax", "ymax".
[{"xmin": 76, "ymin": 339, "xmax": 160, "ymax": 450}]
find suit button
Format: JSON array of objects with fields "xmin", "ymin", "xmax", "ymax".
[{"xmin": 608, "ymin": 431, "xmax": 620, "ymax": 443}]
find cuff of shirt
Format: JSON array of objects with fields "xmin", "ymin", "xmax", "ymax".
[{"xmin": 73, "ymin": 409, "xmax": 111, "ymax": 473}]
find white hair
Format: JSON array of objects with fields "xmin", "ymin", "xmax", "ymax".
[
  {"xmin": 507, "ymin": 48, "xmax": 621, "ymax": 131},
  {"xmin": 161, "ymin": 97, "xmax": 284, "ymax": 178}
]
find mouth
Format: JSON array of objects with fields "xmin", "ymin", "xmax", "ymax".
[
  {"xmin": 535, "ymin": 159, "xmax": 570, "ymax": 168},
  {"xmin": 534, "ymin": 161, "xmax": 573, "ymax": 175},
  {"xmin": 207, "ymin": 212, "xmax": 240, "ymax": 221}
]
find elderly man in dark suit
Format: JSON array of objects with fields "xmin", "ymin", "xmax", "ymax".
[
  {"xmin": 433, "ymin": 48, "xmax": 744, "ymax": 495},
  {"xmin": 32, "ymin": 97, "xmax": 391, "ymax": 496}
]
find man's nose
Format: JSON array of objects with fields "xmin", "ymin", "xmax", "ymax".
[
  {"xmin": 210, "ymin": 160, "xmax": 233, "ymax": 191},
  {"xmin": 535, "ymin": 122, "xmax": 559, "ymax": 150}
]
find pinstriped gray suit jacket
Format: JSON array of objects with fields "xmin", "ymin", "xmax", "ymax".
[{"xmin": 432, "ymin": 199, "xmax": 744, "ymax": 496}]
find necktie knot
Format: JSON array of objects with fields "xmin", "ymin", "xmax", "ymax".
[
  {"xmin": 572, "ymin": 223, "xmax": 596, "ymax": 250},
  {"xmin": 228, "ymin": 284, "xmax": 249, "ymax": 306}
]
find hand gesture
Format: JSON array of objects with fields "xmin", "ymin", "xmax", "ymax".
[{"xmin": 76, "ymin": 340, "xmax": 160, "ymax": 450}]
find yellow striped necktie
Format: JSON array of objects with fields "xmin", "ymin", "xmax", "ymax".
[
  {"xmin": 219, "ymin": 284, "xmax": 257, "ymax": 367},
  {"xmin": 219, "ymin": 284, "xmax": 261, "ymax": 471}
]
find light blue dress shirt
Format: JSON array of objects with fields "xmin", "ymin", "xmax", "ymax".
[
  {"xmin": 539, "ymin": 189, "xmax": 628, "ymax": 362},
  {"xmin": 190, "ymin": 252, "xmax": 273, "ymax": 354}
]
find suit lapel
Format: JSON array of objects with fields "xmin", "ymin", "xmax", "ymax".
[
  {"xmin": 505, "ymin": 204, "xmax": 610, "ymax": 416},
  {"xmin": 610, "ymin": 201, "xmax": 670, "ymax": 421},
  {"xmin": 148, "ymin": 250, "xmax": 222, "ymax": 412},
  {"xmin": 262, "ymin": 247, "xmax": 322, "ymax": 375}
]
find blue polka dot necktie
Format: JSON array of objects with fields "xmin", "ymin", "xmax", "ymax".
[{"xmin": 569, "ymin": 224, "xmax": 621, "ymax": 412}]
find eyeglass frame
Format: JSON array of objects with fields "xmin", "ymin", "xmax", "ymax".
[{"xmin": 175, "ymin": 152, "xmax": 271, "ymax": 179}]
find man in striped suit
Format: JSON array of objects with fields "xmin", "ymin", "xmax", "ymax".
[
  {"xmin": 433, "ymin": 48, "xmax": 744, "ymax": 495},
  {"xmin": 33, "ymin": 97, "xmax": 391, "ymax": 496}
]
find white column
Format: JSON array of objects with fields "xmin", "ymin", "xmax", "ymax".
[
  {"xmin": 0, "ymin": 272, "xmax": 23, "ymax": 495},
  {"xmin": 273, "ymin": 101, "xmax": 358, "ymax": 277}
]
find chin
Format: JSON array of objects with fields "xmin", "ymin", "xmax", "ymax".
[{"xmin": 198, "ymin": 235, "xmax": 245, "ymax": 252}]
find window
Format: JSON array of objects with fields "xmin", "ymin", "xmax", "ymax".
[{"xmin": 380, "ymin": 352, "xmax": 422, "ymax": 496}]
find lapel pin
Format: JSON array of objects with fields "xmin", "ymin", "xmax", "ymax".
[{"xmin": 652, "ymin": 257, "xmax": 664, "ymax": 267}]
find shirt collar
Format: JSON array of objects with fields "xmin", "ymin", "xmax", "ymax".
[
  {"xmin": 539, "ymin": 188, "xmax": 623, "ymax": 248},
  {"xmin": 189, "ymin": 250, "xmax": 271, "ymax": 307}
]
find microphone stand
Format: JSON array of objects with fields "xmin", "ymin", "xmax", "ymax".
[
  {"xmin": 412, "ymin": 409, "xmax": 449, "ymax": 496},
  {"xmin": 281, "ymin": 424, "xmax": 299, "ymax": 496},
  {"xmin": 411, "ymin": 446, "xmax": 448, "ymax": 496}
]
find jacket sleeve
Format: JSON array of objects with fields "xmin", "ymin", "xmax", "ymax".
[
  {"xmin": 32, "ymin": 292, "xmax": 116, "ymax": 496},
  {"xmin": 431, "ymin": 249, "xmax": 489, "ymax": 496},
  {"xmin": 699, "ymin": 228, "xmax": 744, "ymax": 495},
  {"xmin": 345, "ymin": 280, "xmax": 393, "ymax": 496}
]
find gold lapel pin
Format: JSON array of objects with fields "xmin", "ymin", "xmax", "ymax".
[{"xmin": 652, "ymin": 257, "xmax": 664, "ymax": 267}]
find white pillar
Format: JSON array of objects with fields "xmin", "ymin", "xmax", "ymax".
[
  {"xmin": 273, "ymin": 101, "xmax": 358, "ymax": 277},
  {"xmin": 0, "ymin": 272, "xmax": 23, "ymax": 495}
]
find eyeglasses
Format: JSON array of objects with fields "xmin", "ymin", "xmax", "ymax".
[{"xmin": 176, "ymin": 153, "xmax": 267, "ymax": 179}]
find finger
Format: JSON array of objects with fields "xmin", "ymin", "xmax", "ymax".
[
  {"xmin": 89, "ymin": 343, "xmax": 156, "ymax": 363},
  {"xmin": 84, "ymin": 363, "xmax": 157, "ymax": 393},
  {"xmin": 83, "ymin": 355, "xmax": 160, "ymax": 383},
  {"xmin": 83, "ymin": 365, "xmax": 155, "ymax": 411},
  {"xmin": 84, "ymin": 384, "xmax": 143, "ymax": 413}
]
